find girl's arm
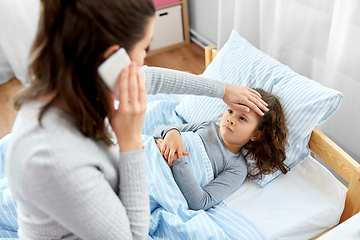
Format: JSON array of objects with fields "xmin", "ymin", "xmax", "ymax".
[
  {"xmin": 171, "ymin": 157, "xmax": 247, "ymax": 211},
  {"xmin": 153, "ymin": 122, "xmax": 207, "ymax": 139}
]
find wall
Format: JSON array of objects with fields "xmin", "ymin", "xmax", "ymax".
[
  {"xmin": 187, "ymin": 0, "xmax": 218, "ymax": 47},
  {"xmin": 187, "ymin": 0, "xmax": 359, "ymax": 163}
]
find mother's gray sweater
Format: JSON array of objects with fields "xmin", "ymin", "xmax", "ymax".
[{"xmin": 5, "ymin": 66, "xmax": 225, "ymax": 240}]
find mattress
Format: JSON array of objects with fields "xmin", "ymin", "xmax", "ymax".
[{"xmin": 224, "ymin": 155, "xmax": 346, "ymax": 240}]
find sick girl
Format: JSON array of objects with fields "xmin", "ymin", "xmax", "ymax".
[{"xmin": 154, "ymin": 89, "xmax": 289, "ymax": 210}]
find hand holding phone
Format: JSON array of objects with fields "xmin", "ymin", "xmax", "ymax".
[
  {"xmin": 109, "ymin": 62, "xmax": 147, "ymax": 152},
  {"xmin": 98, "ymin": 48, "xmax": 131, "ymax": 92}
]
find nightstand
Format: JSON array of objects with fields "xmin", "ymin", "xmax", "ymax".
[{"xmin": 147, "ymin": 0, "xmax": 190, "ymax": 56}]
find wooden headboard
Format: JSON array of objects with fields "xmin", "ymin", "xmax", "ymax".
[{"xmin": 204, "ymin": 45, "xmax": 360, "ymax": 226}]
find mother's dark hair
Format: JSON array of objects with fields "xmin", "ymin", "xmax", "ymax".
[{"xmin": 15, "ymin": 0, "xmax": 155, "ymax": 145}]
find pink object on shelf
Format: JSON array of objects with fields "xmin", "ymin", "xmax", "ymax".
[{"xmin": 152, "ymin": 0, "xmax": 180, "ymax": 8}]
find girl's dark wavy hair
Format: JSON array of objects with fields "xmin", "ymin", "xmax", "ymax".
[
  {"xmin": 244, "ymin": 88, "xmax": 290, "ymax": 179},
  {"xmin": 14, "ymin": 0, "xmax": 155, "ymax": 146}
]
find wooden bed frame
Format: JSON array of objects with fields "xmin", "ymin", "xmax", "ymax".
[{"xmin": 205, "ymin": 45, "xmax": 360, "ymax": 238}]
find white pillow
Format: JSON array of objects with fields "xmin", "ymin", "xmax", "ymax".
[{"xmin": 175, "ymin": 30, "xmax": 343, "ymax": 187}]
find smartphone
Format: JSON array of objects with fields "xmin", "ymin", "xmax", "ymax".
[{"xmin": 98, "ymin": 48, "xmax": 131, "ymax": 91}]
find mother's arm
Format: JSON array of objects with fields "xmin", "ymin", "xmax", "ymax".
[{"xmin": 141, "ymin": 66, "xmax": 268, "ymax": 116}]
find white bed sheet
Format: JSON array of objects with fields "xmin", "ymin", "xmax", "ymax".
[{"xmin": 224, "ymin": 155, "xmax": 346, "ymax": 240}]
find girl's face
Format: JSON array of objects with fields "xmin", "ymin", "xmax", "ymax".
[
  {"xmin": 128, "ymin": 16, "xmax": 155, "ymax": 66},
  {"xmin": 220, "ymin": 107, "xmax": 263, "ymax": 154}
]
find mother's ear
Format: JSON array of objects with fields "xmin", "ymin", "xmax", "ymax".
[
  {"xmin": 103, "ymin": 45, "xmax": 120, "ymax": 59},
  {"xmin": 251, "ymin": 130, "xmax": 263, "ymax": 142}
]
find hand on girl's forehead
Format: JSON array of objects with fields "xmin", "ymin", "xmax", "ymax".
[{"xmin": 223, "ymin": 107, "xmax": 260, "ymax": 123}]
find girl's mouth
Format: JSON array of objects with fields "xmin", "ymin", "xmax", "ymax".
[{"xmin": 223, "ymin": 125, "xmax": 233, "ymax": 132}]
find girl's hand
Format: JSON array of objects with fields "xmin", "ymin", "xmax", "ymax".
[
  {"xmin": 155, "ymin": 130, "xmax": 188, "ymax": 166},
  {"xmin": 223, "ymin": 84, "xmax": 269, "ymax": 116},
  {"xmin": 110, "ymin": 62, "xmax": 147, "ymax": 152}
]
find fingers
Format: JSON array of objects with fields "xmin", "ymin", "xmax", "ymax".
[
  {"xmin": 137, "ymin": 67, "xmax": 147, "ymax": 108},
  {"xmin": 110, "ymin": 62, "xmax": 147, "ymax": 152},
  {"xmin": 108, "ymin": 92, "xmax": 116, "ymax": 119},
  {"xmin": 248, "ymin": 99, "xmax": 268, "ymax": 116},
  {"xmin": 229, "ymin": 100, "xmax": 264, "ymax": 116},
  {"xmin": 118, "ymin": 66, "xmax": 129, "ymax": 105},
  {"xmin": 167, "ymin": 158, "xmax": 174, "ymax": 167},
  {"xmin": 156, "ymin": 139, "xmax": 164, "ymax": 145},
  {"xmin": 155, "ymin": 139, "xmax": 163, "ymax": 151},
  {"xmin": 168, "ymin": 149, "xmax": 175, "ymax": 165},
  {"xmin": 155, "ymin": 145, "xmax": 188, "ymax": 167},
  {"xmin": 249, "ymin": 89, "xmax": 268, "ymax": 107},
  {"xmin": 248, "ymin": 88, "xmax": 262, "ymax": 98},
  {"xmin": 155, "ymin": 139, "xmax": 167, "ymax": 157},
  {"xmin": 118, "ymin": 62, "xmax": 145, "ymax": 109},
  {"xmin": 242, "ymin": 89, "xmax": 268, "ymax": 115},
  {"xmin": 248, "ymin": 90, "xmax": 269, "ymax": 112},
  {"xmin": 155, "ymin": 136, "xmax": 188, "ymax": 167},
  {"xmin": 245, "ymin": 100, "xmax": 264, "ymax": 116},
  {"xmin": 177, "ymin": 151, "xmax": 183, "ymax": 160},
  {"xmin": 223, "ymin": 85, "xmax": 270, "ymax": 117},
  {"xmin": 233, "ymin": 91, "xmax": 269, "ymax": 116},
  {"xmin": 128, "ymin": 63, "xmax": 138, "ymax": 105},
  {"xmin": 164, "ymin": 147, "xmax": 170, "ymax": 160}
]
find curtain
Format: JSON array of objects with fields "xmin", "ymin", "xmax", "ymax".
[
  {"xmin": 218, "ymin": 0, "xmax": 360, "ymax": 161},
  {"xmin": 0, "ymin": 0, "xmax": 40, "ymax": 85}
]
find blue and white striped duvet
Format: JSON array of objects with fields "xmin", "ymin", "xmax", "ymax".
[
  {"xmin": 0, "ymin": 134, "xmax": 18, "ymax": 238},
  {"xmin": 143, "ymin": 95, "xmax": 266, "ymax": 240},
  {"xmin": 0, "ymin": 94, "xmax": 266, "ymax": 239}
]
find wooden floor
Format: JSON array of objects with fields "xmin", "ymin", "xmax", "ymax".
[
  {"xmin": 0, "ymin": 42, "xmax": 205, "ymax": 139},
  {"xmin": 144, "ymin": 42, "xmax": 205, "ymax": 75},
  {"xmin": 0, "ymin": 78, "xmax": 23, "ymax": 138}
]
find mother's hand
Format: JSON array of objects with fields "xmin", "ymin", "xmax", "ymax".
[
  {"xmin": 110, "ymin": 62, "xmax": 147, "ymax": 152},
  {"xmin": 223, "ymin": 84, "xmax": 268, "ymax": 116}
]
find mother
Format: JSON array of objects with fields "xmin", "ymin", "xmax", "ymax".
[{"xmin": 5, "ymin": 0, "xmax": 267, "ymax": 239}]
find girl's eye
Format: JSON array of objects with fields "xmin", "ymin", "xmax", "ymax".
[
  {"xmin": 240, "ymin": 117, "xmax": 246, "ymax": 122},
  {"xmin": 145, "ymin": 46, "xmax": 149, "ymax": 53},
  {"xmin": 228, "ymin": 109, "xmax": 233, "ymax": 114}
]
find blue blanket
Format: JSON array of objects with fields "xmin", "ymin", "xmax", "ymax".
[
  {"xmin": 0, "ymin": 94, "xmax": 266, "ymax": 239},
  {"xmin": 0, "ymin": 134, "xmax": 18, "ymax": 238}
]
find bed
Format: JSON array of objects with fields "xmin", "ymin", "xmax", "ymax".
[
  {"xmin": 202, "ymin": 43, "xmax": 360, "ymax": 239},
  {"xmin": 0, "ymin": 30, "xmax": 359, "ymax": 239},
  {"xmin": 143, "ymin": 30, "xmax": 360, "ymax": 239}
]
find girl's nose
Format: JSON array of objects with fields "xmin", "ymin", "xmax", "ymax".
[{"xmin": 227, "ymin": 118, "xmax": 234, "ymax": 125}]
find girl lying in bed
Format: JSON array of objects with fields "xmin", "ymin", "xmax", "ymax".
[{"xmin": 154, "ymin": 88, "xmax": 290, "ymax": 210}]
